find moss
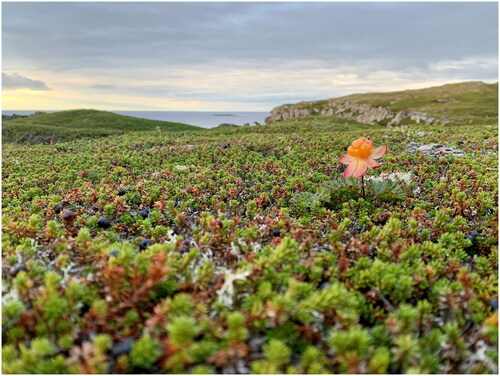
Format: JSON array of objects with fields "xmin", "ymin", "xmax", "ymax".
[
  {"xmin": 252, "ymin": 339, "xmax": 292, "ymax": 374},
  {"xmin": 130, "ymin": 334, "xmax": 162, "ymax": 370}
]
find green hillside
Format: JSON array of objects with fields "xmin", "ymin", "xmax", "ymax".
[
  {"xmin": 341, "ymin": 81, "xmax": 498, "ymax": 121},
  {"xmin": 268, "ymin": 81, "xmax": 498, "ymax": 125},
  {"xmin": 2, "ymin": 109, "xmax": 201, "ymax": 144}
]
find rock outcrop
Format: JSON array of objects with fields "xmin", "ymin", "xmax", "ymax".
[
  {"xmin": 265, "ymin": 100, "xmax": 450, "ymax": 126},
  {"xmin": 265, "ymin": 81, "xmax": 498, "ymax": 126},
  {"xmin": 406, "ymin": 142, "xmax": 466, "ymax": 158},
  {"xmin": 3, "ymin": 111, "xmax": 47, "ymax": 121},
  {"xmin": 2, "ymin": 114, "xmax": 29, "ymax": 121}
]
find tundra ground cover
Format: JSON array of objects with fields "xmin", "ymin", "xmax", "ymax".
[{"xmin": 2, "ymin": 118, "xmax": 498, "ymax": 373}]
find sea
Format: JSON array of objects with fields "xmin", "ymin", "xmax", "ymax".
[{"xmin": 1, "ymin": 110, "xmax": 269, "ymax": 129}]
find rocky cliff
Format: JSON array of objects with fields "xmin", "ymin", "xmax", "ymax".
[
  {"xmin": 265, "ymin": 100, "xmax": 447, "ymax": 126},
  {"xmin": 265, "ymin": 81, "xmax": 498, "ymax": 126}
]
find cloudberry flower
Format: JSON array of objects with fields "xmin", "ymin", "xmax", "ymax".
[{"xmin": 339, "ymin": 137, "xmax": 388, "ymax": 178}]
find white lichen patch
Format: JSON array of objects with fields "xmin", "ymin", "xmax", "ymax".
[
  {"xmin": 458, "ymin": 340, "xmax": 498, "ymax": 374},
  {"xmin": 406, "ymin": 142, "xmax": 466, "ymax": 158},
  {"xmin": 2, "ymin": 287, "xmax": 21, "ymax": 306},
  {"xmin": 367, "ymin": 171, "xmax": 414, "ymax": 184},
  {"xmin": 165, "ymin": 228, "xmax": 178, "ymax": 244},
  {"xmin": 216, "ymin": 269, "xmax": 252, "ymax": 308},
  {"xmin": 60, "ymin": 262, "xmax": 77, "ymax": 287}
]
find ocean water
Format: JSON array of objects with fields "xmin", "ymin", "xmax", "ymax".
[{"xmin": 2, "ymin": 110, "xmax": 269, "ymax": 128}]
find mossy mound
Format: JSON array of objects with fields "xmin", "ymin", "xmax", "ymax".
[{"xmin": 2, "ymin": 109, "xmax": 201, "ymax": 144}]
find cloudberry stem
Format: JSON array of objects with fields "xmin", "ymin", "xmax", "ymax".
[{"xmin": 361, "ymin": 175, "xmax": 366, "ymax": 198}]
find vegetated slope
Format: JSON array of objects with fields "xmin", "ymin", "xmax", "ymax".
[
  {"xmin": 2, "ymin": 118, "xmax": 498, "ymax": 373},
  {"xmin": 2, "ymin": 109, "xmax": 201, "ymax": 144},
  {"xmin": 266, "ymin": 81, "xmax": 498, "ymax": 126}
]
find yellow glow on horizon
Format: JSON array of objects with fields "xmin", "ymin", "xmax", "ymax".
[
  {"xmin": 3, "ymin": 95, "xmax": 30, "ymax": 103},
  {"xmin": 4, "ymin": 66, "xmax": 493, "ymax": 112},
  {"xmin": 2, "ymin": 90, "xmax": 239, "ymax": 111},
  {"xmin": 3, "ymin": 91, "xmax": 48, "ymax": 110}
]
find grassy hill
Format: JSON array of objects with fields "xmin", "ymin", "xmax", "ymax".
[
  {"xmin": 268, "ymin": 81, "xmax": 498, "ymax": 125},
  {"xmin": 2, "ymin": 109, "xmax": 201, "ymax": 144},
  {"xmin": 2, "ymin": 116, "xmax": 498, "ymax": 373},
  {"xmin": 338, "ymin": 81, "xmax": 498, "ymax": 122}
]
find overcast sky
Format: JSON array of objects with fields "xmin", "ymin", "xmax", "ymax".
[{"xmin": 2, "ymin": 2, "xmax": 498, "ymax": 111}]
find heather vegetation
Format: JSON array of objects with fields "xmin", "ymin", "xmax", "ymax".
[{"xmin": 2, "ymin": 115, "xmax": 498, "ymax": 373}]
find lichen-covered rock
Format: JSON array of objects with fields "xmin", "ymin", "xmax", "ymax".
[{"xmin": 406, "ymin": 142, "xmax": 467, "ymax": 157}]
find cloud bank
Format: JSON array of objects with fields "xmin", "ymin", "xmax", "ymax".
[
  {"xmin": 2, "ymin": 2, "xmax": 497, "ymax": 110},
  {"xmin": 3, "ymin": 72, "xmax": 51, "ymax": 91}
]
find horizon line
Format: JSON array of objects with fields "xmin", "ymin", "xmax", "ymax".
[{"xmin": 2, "ymin": 109, "xmax": 271, "ymax": 112}]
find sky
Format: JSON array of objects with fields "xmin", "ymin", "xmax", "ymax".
[{"xmin": 2, "ymin": 1, "xmax": 498, "ymax": 111}]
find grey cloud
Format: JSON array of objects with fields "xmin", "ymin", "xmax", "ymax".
[
  {"xmin": 3, "ymin": 2, "xmax": 497, "ymax": 72},
  {"xmin": 2, "ymin": 72, "xmax": 50, "ymax": 91},
  {"xmin": 2, "ymin": 2, "xmax": 497, "ymax": 109}
]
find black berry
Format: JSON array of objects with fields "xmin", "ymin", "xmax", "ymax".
[
  {"xmin": 180, "ymin": 241, "xmax": 190, "ymax": 254},
  {"xmin": 465, "ymin": 231, "xmax": 481, "ymax": 247},
  {"xmin": 54, "ymin": 204, "xmax": 64, "ymax": 214},
  {"xmin": 319, "ymin": 281, "xmax": 332, "ymax": 290},
  {"xmin": 139, "ymin": 239, "xmax": 154, "ymax": 251},
  {"xmin": 98, "ymin": 217, "xmax": 111, "ymax": 229},
  {"xmin": 109, "ymin": 250, "xmax": 120, "ymax": 258},
  {"xmin": 272, "ymin": 228, "xmax": 281, "ymax": 237},
  {"xmin": 79, "ymin": 302, "xmax": 91, "ymax": 316},
  {"xmin": 489, "ymin": 298, "xmax": 498, "ymax": 312},
  {"xmin": 61, "ymin": 210, "xmax": 75, "ymax": 221},
  {"xmin": 377, "ymin": 213, "xmax": 390, "ymax": 223},
  {"xmin": 111, "ymin": 338, "xmax": 135, "ymax": 358},
  {"xmin": 138, "ymin": 210, "xmax": 149, "ymax": 219},
  {"xmin": 118, "ymin": 189, "xmax": 127, "ymax": 196}
]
